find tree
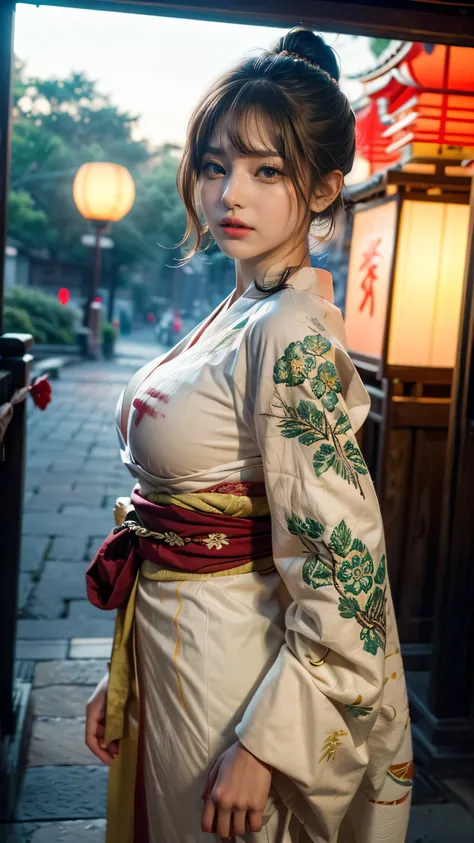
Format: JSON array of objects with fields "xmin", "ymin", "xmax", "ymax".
[{"xmin": 8, "ymin": 58, "xmax": 186, "ymax": 276}]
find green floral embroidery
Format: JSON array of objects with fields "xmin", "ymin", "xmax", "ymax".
[
  {"xmin": 272, "ymin": 333, "xmax": 368, "ymax": 498},
  {"xmin": 337, "ymin": 539, "xmax": 374, "ymax": 596},
  {"xmin": 291, "ymin": 513, "xmax": 387, "ymax": 656},
  {"xmin": 273, "ymin": 394, "xmax": 367, "ymax": 498},
  {"xmin": 274, "ymin": 335, "xmax": 340, "ymax": 409},
  {"xmin": 345, "ymin": 696, "xmax": 373, "ymax": 718},
  {"xmin": 309, "ymin": 361, "xmax": 341, "ymax": 411}
]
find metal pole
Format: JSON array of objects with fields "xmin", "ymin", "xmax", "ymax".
[
  {"xmin": 0, "ymin": 3, "xmax": 15, "ymax": 333},
  {"xmin": 93, "ymin": 221, "xmax": 103, "ymax": 297}
]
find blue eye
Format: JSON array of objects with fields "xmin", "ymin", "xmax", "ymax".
[
  {"xmin": 202, "ymin": 161, "xmax": 225, "ymax": 177},
  {"xmin": 258, "ymin": 166, "xmax": 283, "ymax": 181}
]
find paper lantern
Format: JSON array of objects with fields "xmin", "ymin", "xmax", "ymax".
[
  {"xmin": 73, "ymin": 162, "xmax": 135, "ymax": 223},
  {"xmin": 355, "ymin": 99, "xmax": 401, "ymax": 174},
  {"xmin": 356, "ymin": 42, "xmax": 474, "ymax": 160},
  {"xmin": 388, "ymin": 200, "xmax": 469, "ymax": 368},
  {"xmin": 345, "ymin": 192, "xmax": 470, "ymax": 371}
]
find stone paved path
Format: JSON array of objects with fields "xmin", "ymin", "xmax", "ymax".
[
  {"xmin": 4, "ymin": 341, "xmax": 148, "ymax": 843},
  {"xmin": 2, "ymin": 334, "xmax": 474, "ymax": 842}
]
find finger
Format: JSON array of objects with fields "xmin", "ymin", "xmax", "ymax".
[
  {"xmin": 201, "ymin": 795, "xmax": 216, "ymax": 834},
  {"xmin": 106, "ymin": 741, "xmax": 120, "ymax": 755},
  {"xmin": 86, "ymin": 734, "xmax": 116, "ymax": 766},
  {"xmin": 201, "ymin": 755, "xmax": 222, "ymax": 800},
  {"xmin": 85, "ymin": 722, "xmax": 116, "ymax": 765},
  {"xmin": 216, "ymin": 805, "xmax": 233, "ymax": 840},
  {"xmin": 247, "ymin": 809, "xmax": 264, "ymax": 834},
  {"xmin": 232, "ymin": 809, "xmax": 248, "ymax": 838}
]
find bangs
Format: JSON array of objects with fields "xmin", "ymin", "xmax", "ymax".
[{"xmin": 191, "ymin": 80, "xmax": 302, "ymax": 171}]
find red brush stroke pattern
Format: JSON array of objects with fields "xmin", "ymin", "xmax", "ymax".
[
  {"xmin": 359, "ymin": 236, "xmax": 382, "ymax": 318},
  {"xmin": 132, "ymin": 397, "xmax": 157, "ymax": 426},
  {"xmin": 146, "ymin": 387, "xmax": 169, "ymax": 404}
]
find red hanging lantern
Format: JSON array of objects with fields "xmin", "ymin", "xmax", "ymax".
[
  {"xmin": 355, "ymin": 99, "xmax": 402, "ymax": 173},
  {"xmin": 357, "ymin": 42, "xmax": 474, "ymax": 157}
]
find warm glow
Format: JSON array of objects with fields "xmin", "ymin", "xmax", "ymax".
[
  {"xmin": 388, "ymin": 201, "xmax": 470, "ymax": 368},
  {"xmin": 73, "ymin": 162, "xmax": 135, "ymax": 222},
  {"xmin": 345, "ymin": 199, "xmax": 398, "ymax": 359}
]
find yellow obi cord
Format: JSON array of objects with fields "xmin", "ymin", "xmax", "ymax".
[
  {"xmin": 141, "ymin": 555, "xmax": 275, "ymax": 581},
  {"xmin": 144, "ymin": 489, "xmax": 270, "ymax": 518}
]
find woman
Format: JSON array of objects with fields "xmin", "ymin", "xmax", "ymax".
[{"xmin": 85, "ymin": 27, "xmax": 413, "ymax": 843}]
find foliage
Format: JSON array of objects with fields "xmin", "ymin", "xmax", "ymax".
[
  {"xmin": 7, "ymin": 189, "xmax": 51, "ymax": 248},
  {"xmin": 8, "ymin": 58, "xmax": 186, "ymax": 276},
  {"xmin": 3, "ymin": 305, "xmax": 35, "ymax": 336},
  {"xmin": 5, "ymin": 287, "xmax": 79, "ymax": 344}
]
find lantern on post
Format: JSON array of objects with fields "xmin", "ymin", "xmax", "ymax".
[
  {"xmin": 344, "ymin": 164, "xmax": 472, "ymax": 650},
  {"xmin": 344, "ymin": 40, "xmax": 474, "ymax": 655},
  {"xmin": 73, "ymin": 162, "xmax": 135, "ymax": 357}
]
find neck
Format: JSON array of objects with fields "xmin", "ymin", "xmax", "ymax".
[{"xmin": 233, "ymin": 244, "xmax": 311, "ymax": 300}]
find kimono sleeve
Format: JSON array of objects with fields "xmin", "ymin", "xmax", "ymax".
[{"xmin": 235, "ymin": 300, "xmax": 389, "ymax": 839}]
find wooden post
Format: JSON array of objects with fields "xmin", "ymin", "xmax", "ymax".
[
  {"xmin": 431, "ymin": 175, "xmax": 474, "ymax": 719},
  {"xmin": 0, "ymin": 5, "xmax": 35, "ymax": 817},
  {"xmin": 0, "ymin": 2, "xmax": 15, "ymax": 330}
]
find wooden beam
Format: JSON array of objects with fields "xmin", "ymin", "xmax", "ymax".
[{"xmin": 17, "ymin": 0, "xmax": 474, "ymax": 47}]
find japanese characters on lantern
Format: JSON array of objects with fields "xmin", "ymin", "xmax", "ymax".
[{"xmin": 345, "ymin": 198, "xmax": 398, "ymax": 360}]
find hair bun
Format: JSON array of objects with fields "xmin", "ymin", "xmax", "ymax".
[{"xmin": 275, "ymin": 27, "xmax": 340, "ymax": 81}]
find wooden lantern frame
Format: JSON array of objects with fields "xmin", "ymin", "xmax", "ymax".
[{"xmin": 347, "ymin": 160, "xmax": 472, "ymax": 652}]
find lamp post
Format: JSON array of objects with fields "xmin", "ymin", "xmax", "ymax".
[{"xmin": 73, "ymin": 162, "xmax": 135, "ymax": 357}]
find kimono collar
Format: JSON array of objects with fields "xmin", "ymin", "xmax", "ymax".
[{"xmin": 242, "ymin": 267, "xmax": 334, "ymax": 304}]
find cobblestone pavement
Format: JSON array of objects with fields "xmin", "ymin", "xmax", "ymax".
[
  {"xmin": 3, "ymin": 334, "xmax": 474, "ymax": 842},
  {"xmin": 3, "ymin": 338, "xmax": 150, "ymax": 843}
]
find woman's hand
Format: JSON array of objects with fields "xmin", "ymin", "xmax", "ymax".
[
  {"xmin": 201, "ymin": 740, "xmax": 272, "ymax": 839},
  {"xmin": 85, "ymin": 672, "xmax": 120, "ymax": 765}
]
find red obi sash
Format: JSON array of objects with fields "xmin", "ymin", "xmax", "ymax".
[{"xmin": 86, "ymin": 482, "xmax": 272, "ymax": 610}]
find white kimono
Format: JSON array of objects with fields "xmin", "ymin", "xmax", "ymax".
[{"xmin": 116, "ymin": 267, "xmax": 412, "ymax": 843}]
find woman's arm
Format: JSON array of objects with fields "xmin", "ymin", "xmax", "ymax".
[{"xmin": 234, "ymin": 293, "xmax": 396, "ymax": 839}]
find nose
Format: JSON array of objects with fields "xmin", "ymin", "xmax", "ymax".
[{"xmin": 221, "ymin": 170, "xmax": 245, "ymax": 210}]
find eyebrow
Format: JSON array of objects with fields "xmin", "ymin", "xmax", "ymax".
[{"xmin": 204, "ymin": 145, "xmax": 283, "ymax": 158}]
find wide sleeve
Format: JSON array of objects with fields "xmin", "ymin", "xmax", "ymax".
[{"xmin": 235, "ymin": 297, "xmax": 389, "ymax": 840}]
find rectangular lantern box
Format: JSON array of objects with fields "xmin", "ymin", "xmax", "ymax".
[{"xmin": 344, "ymin": 168, "xmax": 471, "ymax": 655}]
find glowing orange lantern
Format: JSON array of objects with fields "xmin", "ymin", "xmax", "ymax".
[{"xmin": 345, "ymin": 186, "xmax": 471, "ymax": 372}]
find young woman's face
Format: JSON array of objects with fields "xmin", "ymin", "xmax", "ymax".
[{"xmin": 198, "ymin": 114, "xmax": 307, "ymax": 267}]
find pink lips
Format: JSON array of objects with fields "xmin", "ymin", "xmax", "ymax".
[{"xmin": 220, "ymin": 216, "xmax": 254, "ymax": 239}]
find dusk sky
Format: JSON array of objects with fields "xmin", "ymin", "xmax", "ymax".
[{"xmin": 14, "ymin": 4, "xmax": 377, "ymax": 148}]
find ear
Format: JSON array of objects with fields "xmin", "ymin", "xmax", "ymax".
[{"xmin": 310, "ymin": 171, "xmax": 343, "ymax": 214}]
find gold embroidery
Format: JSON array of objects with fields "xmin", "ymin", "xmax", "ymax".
[
  {"xmin": 305, "ymin": 647, "xmax": 329, "ymax": 667},
  {"xmin": 172, "ymin": 582, "xmax": 188, "ymax": 713},
  {"xmin": 122, "ymin": 521, "xmax": 230, "ymax": 550},
  {"xmin": 319, "ymin": 730, "xmax": 348, "ymax": 763},
  {"xmin": 201, "ymin": 533, "xmax": 229, "ymax": 550}
]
